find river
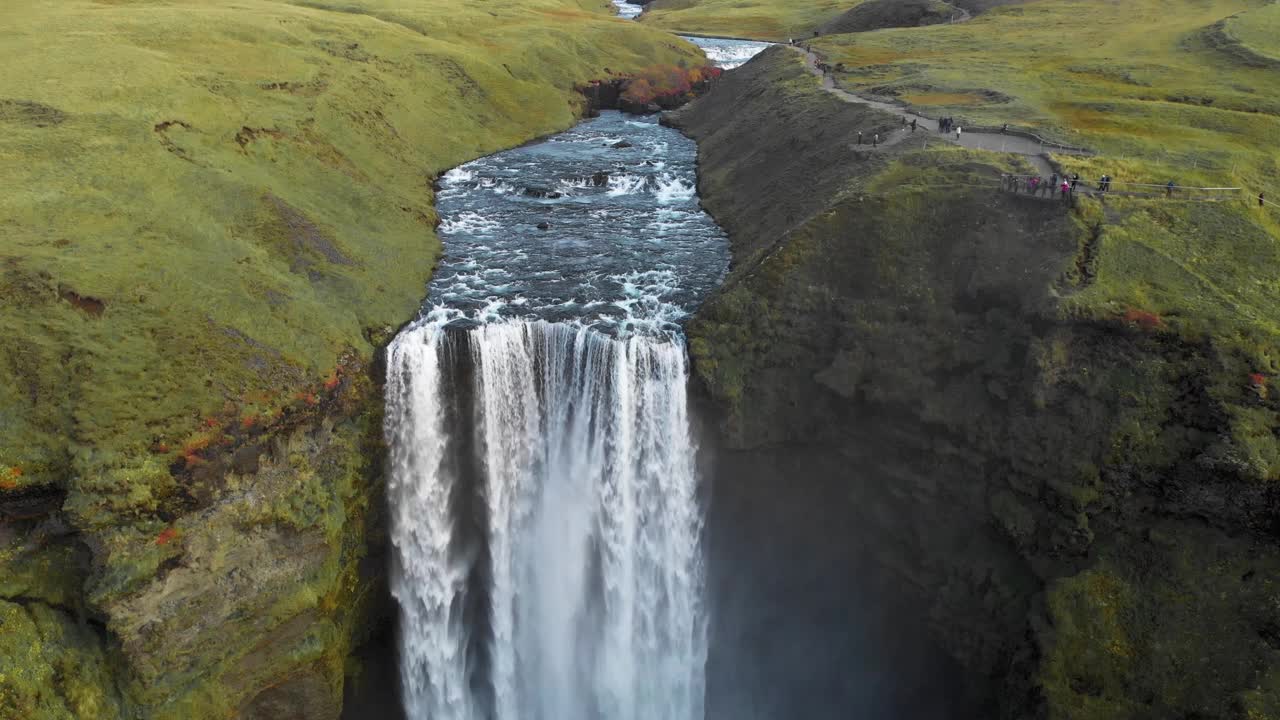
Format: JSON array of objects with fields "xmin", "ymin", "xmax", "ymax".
[
  {"xmin": 383, "ymin": 37, "xmax": 770, "ymax": 720},
  {"xmin": 375, "ymin": 28, "xmax": 992, "ymax": 720}
]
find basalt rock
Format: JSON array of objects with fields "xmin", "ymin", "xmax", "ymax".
[{"xmin": 522, "ymin": 186, "xmax": 563, "ymax": 199}]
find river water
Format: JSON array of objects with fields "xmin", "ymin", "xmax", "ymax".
[
  {"xmin": 378, "ymin": 29, "xmax": 979, "ymax": 720},
  {"xmin": 382, "ymin": 34, "xmax": 762, "ymax": 716}
]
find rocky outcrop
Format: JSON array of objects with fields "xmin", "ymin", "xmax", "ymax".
[{"xmin": 670, "ymin": 46, "xmax": 1280, "ymax": 718}]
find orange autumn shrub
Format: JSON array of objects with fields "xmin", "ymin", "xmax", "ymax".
[
  {"xmin": 1123, "ymin": 308, "xmax": 1163, "ymax": 330},
  {"xmin": 622, "ymin": 64, "xmax": 721, "ymax": 104}
]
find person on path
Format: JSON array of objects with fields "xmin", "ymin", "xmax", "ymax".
[
  {"xmin": 1002, "ymin": 123, "xmax": 1008, "ymax": 134},
  {"xmin": 1262, "ymin": 192, "xmax": 1267, "ymax": 207},
  {"xmin": 858, "ymin": 131, "xmax": 863, "ymax": 145},
  {"xmin": 911, "ymin": 118, "xmax": 917, "ymax": 133},
  {"xmin": 874, "ymin": 133, "xmax": 879, "ymax": 147},
  {"xmin": 937, "ymin": 117, "xmax": 943, "ymax": 132},
  {"xmin": 955, "ymin": 126, "xmax": 962, "ymax": 140},
  {"xmin": 1029, "ymin": 177, "xmax": 1040, "ymax": 194},
  {"xmin": 1071, "ymin": 173, "xmax": 1080, "ymax": 191},
  {"xmin": 1166, "ymin": 180, "xmax": 1176, "ymax": 198},
  {"xmin": 1061, "ymin": 179, "xmax": 1070, "ymax": 200},
  {"xmin": 1050, "ymin": 172, "xmax": 1058, "ymax": 190}
]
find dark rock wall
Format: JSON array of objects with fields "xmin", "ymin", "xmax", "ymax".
[{"xmin": 670, "ymin": 47, "xmax": 1280, "ymax": 719}]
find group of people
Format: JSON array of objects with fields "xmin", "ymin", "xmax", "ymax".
[
  {"xmin": 938, "ymin": 116, "xmax": 958, "ymax": 134},
  {"xmin": 1003, "ymin": 172, "xmax": 1081, "ymax": 203}
]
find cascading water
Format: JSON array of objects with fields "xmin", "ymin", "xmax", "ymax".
[{"xmin": 385, "ymin": 111, "xmax": 728, "ymax": 719}]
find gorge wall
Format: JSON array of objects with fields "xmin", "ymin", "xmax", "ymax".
[{"xmin": 669, "ymin": 47, "xmax": 1280, "ymax": 719}]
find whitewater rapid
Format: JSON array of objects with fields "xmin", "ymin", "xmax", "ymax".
[{"xmin": 385, "ymin": 112, "xmax": 727, "ymax": 719}]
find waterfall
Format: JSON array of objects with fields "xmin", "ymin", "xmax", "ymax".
[{"xmin": 386, "ymin": 319, "xmax": 708, "ymax": 720}]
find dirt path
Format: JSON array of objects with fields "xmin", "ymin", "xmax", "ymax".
[
  {"xmin": 940, "ymin": 0, "xmax": 973, "ymax": 23},
  {"xmin": 791, "ymin": 45, "xmax": 1073, "ymax": 177}
]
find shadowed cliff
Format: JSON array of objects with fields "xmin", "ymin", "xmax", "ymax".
[{"xmin": 668, "ymin": 46, "xmax": 1280, "ymax": 719}]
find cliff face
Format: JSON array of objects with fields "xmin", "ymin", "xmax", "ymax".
[
  {"xmin": 1, "ymin": 358, "xmax": 393, "ymax": 719},
  {"xmin": 670, "ymin": 47, "xmax": 1280, "ymax": 719}
]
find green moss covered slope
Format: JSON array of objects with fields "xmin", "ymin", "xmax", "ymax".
[{"xmin": 1, "ymin": 1, "xmax": 699, "ymax": 716}]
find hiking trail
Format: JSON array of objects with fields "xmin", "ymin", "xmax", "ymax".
[{"xmin": 791, "ymin": 45, "xmax": 1074, "ymax": 178}]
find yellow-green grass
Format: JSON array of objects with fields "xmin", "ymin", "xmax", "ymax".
[
  {"xmin": 808, "ymin": 0, "xmax": 1280, "ymax": 474},
  {"xmin": 640, "ymin": 0, "xmax": 855, "ymax": 40},
  {"xmin": 817, "ymin": 0, "xmax": 1280, "ymax": 190},
  {"xmin": 0, "ymin": 0, "xmax": 700, "ymax": 486},
  {"xmin": 1226, "ymin": 1, "xmax": 1280, "ymax": 62}
]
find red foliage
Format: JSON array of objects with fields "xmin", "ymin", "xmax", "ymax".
[
  {"xmin": 9, "ymin": 467, "xmax": 21, "ymax": 479},
  {"xmin": 621, "ymin": 64, "xmax": 720, "ymax": 104},
  {"xmin": 1250, "ymin": 373, "xmax": 1267, "ymax": 387},
  {"xmin": 180, "ymin": 435, "xmax": 213, "ymax": 467},
  {"xmin": 622, "ymin": 78, "xmax": 656, "ymax": 104},
  {"xmin": 0, "ymin": 478, "xmax": 15, "ymax": 492},
  {"xmin": 202, "ymin": 417, "xmax": 220, "ymax": 429},
  {"xmin": 324, "ymin": 370, "xmax": 341, "ymax": 392},
  {"xmin": 241, "ymin": 414, "xmax": 257, "ymax": 430},
  {"xmin": 155, "ymin": 527, "xmax": 180, "ymax": 546},
  {"xmin": 1123, "ymin": 308, "xmax": 1163, "ymax": 330}
]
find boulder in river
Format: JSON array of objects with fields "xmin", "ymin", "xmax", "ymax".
[
  {"xmin": 536, "ymin": 222, "xmax": 551, "ymax": 230},
  {"xmin": 523, "ymin": 186, "xmax": 563, "ymax": 199},
  {"xmin": 611, "ymin": 141, "xmax": 634, "ymax": 149}
]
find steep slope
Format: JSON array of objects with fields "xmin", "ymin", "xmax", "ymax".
[
  {"xmin": 0, "ymin": 1, "xmax": 701, "ymax": 717},
  {"xmin": 669, "ymin": 46, "xmax": 1280, "ymax": 719},
  {"xmin": 816, "ymin": 0, "xmax": 956, "ymax": 35}
]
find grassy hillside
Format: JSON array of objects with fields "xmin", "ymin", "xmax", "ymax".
[
  {"xmin": 0, "ymin": 0, "xmax": 697, "ymax": 488},
  {"xmin": 817, "ymin": 0, "xmax": 1280, "ymax": 190},
  {"xmin": 1223, "ymin": 1, "xmax": 1280, "ymax": 64},
  {"xmin": 640, "ymin": 0, "xmax": 853, "ymax": 40},
  {"xmin": 811, "ymin": 0, "xmax": 1280, "ymax": 474},
  {"xmin": 0, "ymin": 2, "xmax": 699, "ymax": 716}
]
